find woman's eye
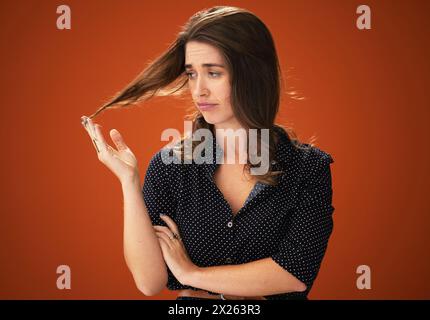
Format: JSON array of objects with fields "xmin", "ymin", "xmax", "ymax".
[
  {"xmin": 185, "ymin": 71, "xmax": 221, "ymax": 79},
  {"xmin": 186, "ymin": 72, "xmax": 196, "ymax": 79}
]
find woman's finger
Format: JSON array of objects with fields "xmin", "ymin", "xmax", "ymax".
[
  {"xmin": 80, "ymin": 116, "xmax": 91, "ymax": 135},
  {"xmin": 93, "ymin": 123, "xmax": 109, "ymax": 152},
  {"xmin": 81, "ymin": 116, "xmax": 106, "ymax": 154},
  {"xmin": 155, "ymin": 231, "xmax": 173, "ymax": 250},
  {"xmin": 110, "ymin": 129, "xmax": 129, "ymax": 152},
  {"xmin": 154, "ymin": 225, "xmax": 174, "ymax": 239},
  {"xmin": 92, "ymin": 121, "xmax": 121, "ymax": 159},
  {"xmin": 154, "ymin": 225, "xmax": 171, "ymax": 232},
  {"xmin": 155, "ymin": 227, "xmax": 174, "ymax": 240},
  {"xmin": 81, "ymin": 116, "xmax": 97, "ymax": 142},
  {"xmin": 159, "ymin": 215, "xmax": 180, "ymax": 235},
  {"xmin": 83, "ymin": 116, "xmax": 97, "ymax": 139}
]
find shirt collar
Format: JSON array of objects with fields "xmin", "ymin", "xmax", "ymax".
[{"xmin": 201, "ymin": 125, "xmax": 296, "ymax": 180}]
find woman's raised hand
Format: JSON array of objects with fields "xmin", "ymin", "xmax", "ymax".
[{"xmin": 81, "ymin": 116, "xmax": 139, "ymax": 184}]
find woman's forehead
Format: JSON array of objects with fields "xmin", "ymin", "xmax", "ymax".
[{"xmin": 185, "ymin": 41, "xmax": 224, "ymax": 66}]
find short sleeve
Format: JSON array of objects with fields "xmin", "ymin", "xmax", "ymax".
[
  {"xmin": 270, "ymin": 150, "xmax": 334, "ymax": 292},
  {"xmin": 142, "ymin": 150, "xmax": 178, "ymax": 227}
]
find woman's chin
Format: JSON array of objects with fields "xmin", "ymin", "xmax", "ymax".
[
  {"xmin": 200, "ymin": 115, "xmax": 219, "ymax": 125},
  {"xmin": 198, "ymin": 111, "xmax": 237, "ymax": 128}
]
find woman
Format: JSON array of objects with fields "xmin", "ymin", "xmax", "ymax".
[{"xmin": 81, "ymin": 6, "xmax": 334, "ymax": 300}]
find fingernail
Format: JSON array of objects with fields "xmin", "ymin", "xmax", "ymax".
[{"xmin": 81, "ymin": 116, "xmax": 88, "ymax": 127}]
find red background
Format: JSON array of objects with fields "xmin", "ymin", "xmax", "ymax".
[{"xmin": 1, "ymin": 0, "xmax": 429, "ymax": 299}]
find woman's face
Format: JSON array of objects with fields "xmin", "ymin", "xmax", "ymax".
[{"xmin": 185, "ymin": 41, "xmax": 241, "ymax": 130}]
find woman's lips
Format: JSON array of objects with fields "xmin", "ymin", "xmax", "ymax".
[{"xmin": 197, "ymin": 103, "xmax": 218, "ymax": 111}]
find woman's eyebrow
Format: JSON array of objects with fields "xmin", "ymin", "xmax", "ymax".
[{"xmin": 184, "ymin": 63, "xmax": 225, "ymax": 69}]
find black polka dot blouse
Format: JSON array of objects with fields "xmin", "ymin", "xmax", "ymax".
[{"xmin": 142, "ymin": 125, "xmax": 334, "ymax": 300}]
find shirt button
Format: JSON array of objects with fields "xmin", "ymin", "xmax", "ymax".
[
  {"xmin": 227, "ymin": 221, "xmax": 233, "ymax": 228},
  {"xmin": 225, "ymin": 258, "xmax": 233, "ymax": 264}
]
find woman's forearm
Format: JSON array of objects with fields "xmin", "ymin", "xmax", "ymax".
[
  {"xmin": 121, "ymin": 176, "xmax": 168, "ymax": 296},
  {"xmin": 184, "ymin": 257, "xmax": 307, "ymax": 297}
]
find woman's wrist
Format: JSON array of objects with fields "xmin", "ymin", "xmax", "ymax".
[{"xmin": 120, "ymin": 172, "xmax": 141, "ymax": 189}]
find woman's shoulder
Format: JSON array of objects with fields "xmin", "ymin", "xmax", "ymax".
[
  {"xmin": 274, "ymin": 125, "xmax": 334, "ymax": 169},
  {"xmin": 294, "ymin": 143, "xmax": 334, "ymax": 167},
  {"xmin": 289, "ymin": 142, "xmax": 334, "ymax": 185}
]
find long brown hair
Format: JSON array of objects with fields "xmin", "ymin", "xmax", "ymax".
[{"xmin": 88, "ymin": 6, "xmax": 306, "ymax": 185}]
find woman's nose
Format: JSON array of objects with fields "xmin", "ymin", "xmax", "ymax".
[{"xmin": 194, "ymin": 78, "xmax": 209, "ymax": 97}]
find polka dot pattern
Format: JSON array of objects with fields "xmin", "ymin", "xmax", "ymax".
[{"xmin": 142, "ymin": 125, "xmax": 334, "ymax": 300}]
